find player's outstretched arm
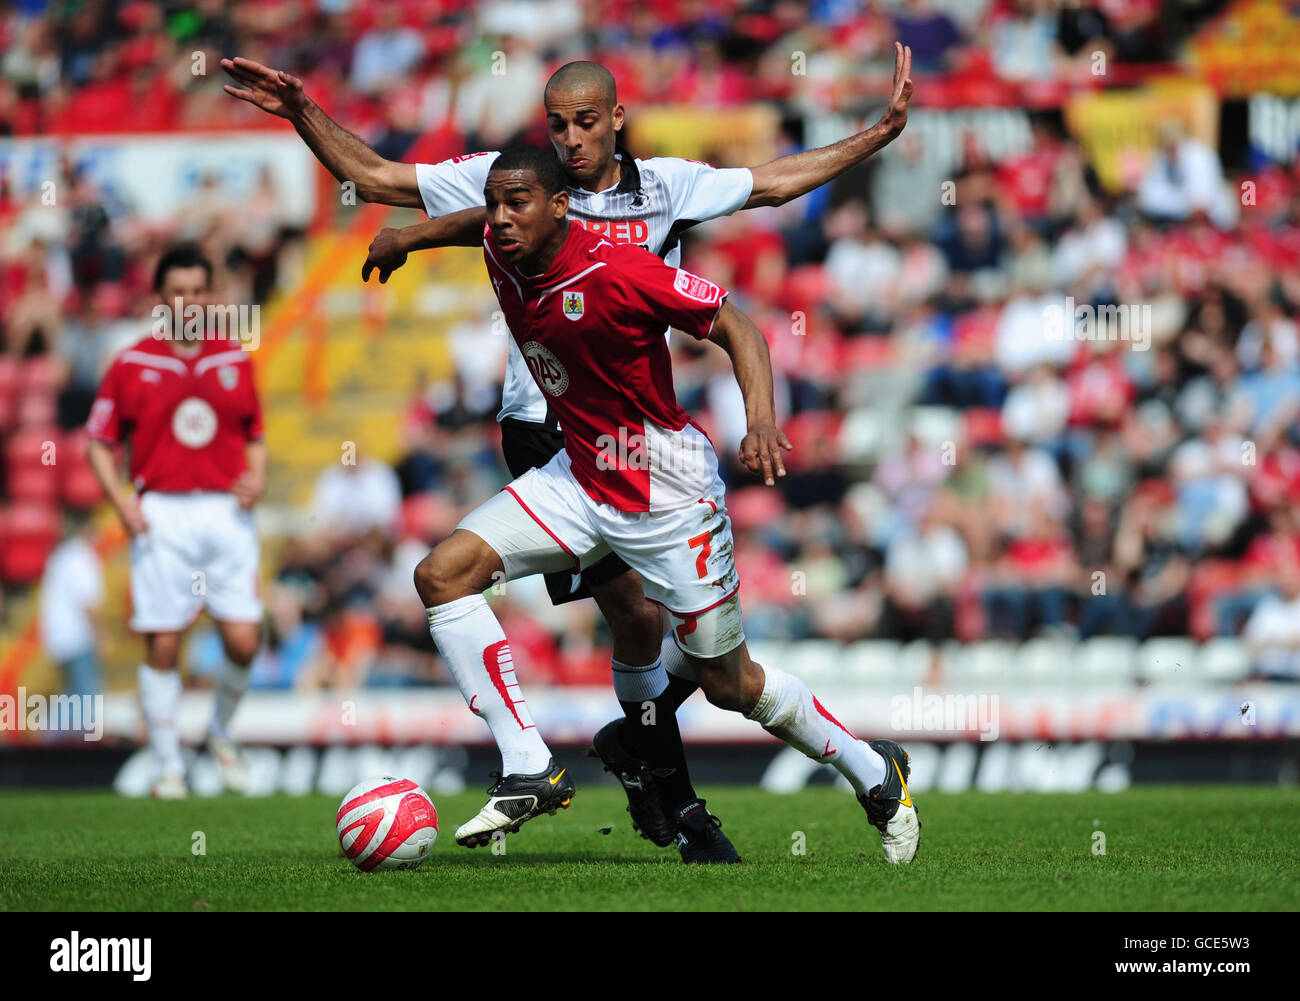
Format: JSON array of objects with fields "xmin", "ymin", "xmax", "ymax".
[
  {"xmin": 707, "ymin": 301, "xmax": 793, "ymax": 486},
  {"xmin": 221, "ymin": 56, "xmax": 422, "ymax": 208},
  {"xmin": 361, "ymin": 208, "xmax": 489, "ymax": 283},
  {"xmin": 743, "ymin": 41, "xmax": 912, "ymax": 209},
  {"xmin": 85, "ymin": 439, "xmax": 148, "ymax": 535}
]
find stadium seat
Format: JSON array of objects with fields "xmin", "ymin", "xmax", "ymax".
[
  {"xmin": 0, "ymin": 501, "xmax": 59, "ymax": 585},
  {"xmin": 894, "ymin": 640, "xmax": 935, "ymax": 686},
  {"xmin": 782, "ymin": 640, "xmax": 841, "ymax": 685},
  {"xmin": 1071, "ymin": 636, "xmax": 1138, "ymax": 686},
  {"xmin": 0, "ymin": 356, "xmax": 20, "ymax": 433},
  {"xmin": 1198, "ymin": 638, "xmax": 1252, "ymax": 684},
  {"xmin": 1015, "ymin": 637, "xmax": 1072, "ymax": 686},
  {"xmin": 841, "ymin": 640, "xmax": 902, "ymax": 685},
  {"xmin": 1135, "ymin": 637, "xmax": 1201, "ymax": 686},
  {"xmin": 943, "ymin": 640, "xmax": 1014, "ymax": 685},
  {"xmin": 4, "ymin": 427, "xmax": 60, "ymax": 503},
  {"xmin": 59, "ymin": 430, "xmax": 104, "ymax": 509}
]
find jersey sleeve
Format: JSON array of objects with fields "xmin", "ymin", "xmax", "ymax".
[
  {"xmin": 613, "ymin": 248, "xmax": 728, "ymax": 341},
  {"xmin": 643, "ymin": 157, "xmax": 754, "ymax": 223},
  {"xmin": 414, "ymin": 151, "xmax": 500, "ymax": 217},
  {"xmin": 85, "ymin": 358, "xmax": 124, "ymax": 443}
]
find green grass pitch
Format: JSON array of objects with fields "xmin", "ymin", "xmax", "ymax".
[{"xmin": 1, "ymin": 786, "xmax": 1296, "ymax": 911}]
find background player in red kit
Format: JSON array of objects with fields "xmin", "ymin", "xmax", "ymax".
[
  {"xmin": 412, "ymin": 148, "xmax": 920, "ymax": 863},
  {"xmin": 86, "ymin": 245, "xmax": 267, "ymax": 799}
]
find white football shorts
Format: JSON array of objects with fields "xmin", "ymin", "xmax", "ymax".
[
  {"xmin": 129, "ymin": 491, "xmax": 263, "ymax": 632},
  {"xmin": 458, "ymin": 449, "xmax": 744, "ymax": 658}
]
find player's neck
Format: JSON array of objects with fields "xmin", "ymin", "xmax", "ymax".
[
  {"xmin": 517, "ymin": 219, "xmax": 570, "ymax": 278},
  {"xmin": 576, "ymin": 153, "xmax": 622, "ymax": 195}
]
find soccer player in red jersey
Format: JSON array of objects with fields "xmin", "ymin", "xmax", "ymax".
[
  {"xmin": 410, "ymin": 148, "xmax": 920, "ymax": 863},
  {"xmin": 223, "ymin": 46, "xmax": 913, "ymax": 855},
  {"xmin": 86, "ymin": 245, "xmax": 267, "ymax": 799}
]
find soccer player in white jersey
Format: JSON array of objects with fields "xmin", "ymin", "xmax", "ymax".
[
  {"xmin": 86, "ymin": 246, "xmax": 266, "ymax": 799},
  {"xmin": 222, "ymin": 46, "xmax": 913, "ymax": 858}
]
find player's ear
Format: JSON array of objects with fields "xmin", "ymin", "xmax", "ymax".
[
  {"xmin": 553, "ymin": 189, "xmax": 569, "ymax": 219},
  {"xmin": 611, "ymin": 103, "xmax": 625, "ymax": 138}
]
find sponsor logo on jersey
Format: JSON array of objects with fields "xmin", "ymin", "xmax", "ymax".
[
  {"xmin": 521, "ymin": 341, "xmax": 570, "ymax": 396},
  {"xmin": 673, "ymin": 269, "xmax": 722, "ymax": 304},
  {"xmin": 562, "ymin": 291, "xmax": 585, "ymax": 321},
  {"xmin": 218, "ymin": 366, "xmax": 239, "ymax": 391},
  {"xmin": 574, "ymin": 217, "xmax": 650, "ymax": 246},
  {"xmin": 171, "ymin": 396, "xmax": 218, "ymax": 448},
  {"xmin": 139, "ymin": 369, "xmax": 161, "ymax": 384}
]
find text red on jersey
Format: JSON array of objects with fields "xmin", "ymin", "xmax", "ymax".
[
  {"xmin": 86, "ymin": 335, "xmax": 263, "ymax": 493},
  {"xmin": 483, "ymin": 220, "xmax": 728, "ymax": 512}
]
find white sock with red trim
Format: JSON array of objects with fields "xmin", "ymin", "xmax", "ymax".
[
  {"xmin": 138, "ymin": 664, "xmax": 184, "ymax": 778},
  {"xmin": 745, "ymin": 664, "xmax": 886, "ymax": 795},
  {"xmin": 426, "ymin": 594, "xmax": 552, "ymax": 775}
]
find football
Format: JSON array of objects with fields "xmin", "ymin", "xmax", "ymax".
[{"xmin": 335, "ymin": 776, "xmax": 439, "ymax": 872}]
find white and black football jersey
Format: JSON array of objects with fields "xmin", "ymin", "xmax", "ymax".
[{"xmin": 415, "ymin": 151, "xmax": 753, "ymax": 425}]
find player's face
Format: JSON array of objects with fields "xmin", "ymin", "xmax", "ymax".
[
  {"xmin": 158, "ymin": 265, "xmax": 211, "ymax": 340},
  {"xmin": 545, "ymin": 87, "xmax": 624, "ymax": 185},
  {"xmin": 484, "ymin": 170, "xmax": 568, "ymax": 266}
]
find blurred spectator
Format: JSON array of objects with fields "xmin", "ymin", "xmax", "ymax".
[
  {"xmin": 38, "ymin": 512, "xmax": 104, "ymax": 697},
  {"xmin": 1243, "ymin": 561, "xmax": 1300, "ymax": 682},
  {"xmin": 309, "ymin": 451, "xmax": 402, "ymax": 537}
]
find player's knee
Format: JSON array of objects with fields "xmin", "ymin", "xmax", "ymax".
[
  {"xmin": 414, "ymin": 547, "xmax": 486, "ymax": 606},
  {"xmin": 224, "ymin": 633, "xmax": 260, "ymax": 666},
  {"xmin": 694, "ymin": 662, "xmax": 745, "ymax": 713},
  {"xmin": 607, "ymin": 596, "xmax": 662, "ymax": 652}
]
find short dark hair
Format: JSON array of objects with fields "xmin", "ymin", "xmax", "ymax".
[
  {"xmin": 488, "ymin": 147, "xmax": 567, "ymax": 198},
  {"xmin": 152, "ymin": 243, "xmax": 213, "ymax": 293}
]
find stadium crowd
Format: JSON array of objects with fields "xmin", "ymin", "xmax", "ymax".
[{"xmin": 4, "ymin": 0, "xmax": 1300, "ymax": 692}]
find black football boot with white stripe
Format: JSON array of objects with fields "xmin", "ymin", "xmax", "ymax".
[{"xmin": 455, "ymin": 759, "xmax": 575, "ymax": 847}]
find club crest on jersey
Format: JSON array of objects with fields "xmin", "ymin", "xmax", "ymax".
[
  {"xmin": 172, "ymin": 397, "xmax": 218, "ymax": 449},
  {"xmin": 218, "ymin": 366, "xmax": 239, "ymax": 391},
  {"xmin": 562, "ymin": 291, "xmax": 585, "ymax": 321},
  {"xmin": 521, "ymin": 341, "xmax": 570, "ymax": 396}
]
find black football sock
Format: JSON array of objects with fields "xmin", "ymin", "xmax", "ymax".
[{"xmin": 611, "ymin": 658, "xmax": 698, "ymax": 812}]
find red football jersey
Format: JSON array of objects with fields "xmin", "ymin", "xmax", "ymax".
[
  {"xmin": 483, "ymin": 220, "xmax": 728, "ymax": 512},
  {"xmin": 86, "ymin": 334, "xmax": 263, "ymax": 493}
]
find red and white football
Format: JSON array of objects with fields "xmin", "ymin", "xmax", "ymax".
[{"xmin": 336, "ymin": 776, "xmax": 438, "ymax": 872}]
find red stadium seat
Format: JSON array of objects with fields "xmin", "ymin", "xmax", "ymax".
[
  {"xmin": 18, "ymin": 356, "xmax": 60, "ymax": 396},
  {"xmin": 0, "ymin": 501, "xmax": 59, "ymax": 585},
  {"xmin": 0, "ymin": 356, "xmax": 19, "ymax": 434},
  {"xmin": 4, "ymin": 427, "xmax": 61, "ymax": 503},
  {"xmin": 59, "ymin": 430, "xmax": 104, "ymax": 510}
]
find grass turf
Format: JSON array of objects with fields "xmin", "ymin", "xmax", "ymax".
[{"xmin": 1, "ymin": 785, "xmax": 1296, "ymax": 911}]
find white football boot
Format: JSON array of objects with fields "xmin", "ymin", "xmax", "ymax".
[
  {"xmin": 208, "ymin": 735, "xmax": 250, "ymax": 794},
  {"xmin": 151, "ymin": 772, "xmax": 189, "ymax": 800}
]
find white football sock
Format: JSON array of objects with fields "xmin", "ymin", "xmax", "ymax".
[
  {"xmin": 611, "ymin": 656, "xmax": 668, "ymax": 703},
  {"xmin": 210, "ymin": 661, "xmax": 250, "ymax": 742},
  {"xmin": 426, "ymin": 594, "xmax": 551, "ymax": 775},
  {"xmin": 746, "ymin": 664, "xmax": 886, "ymax": 795},
  {"xmin": 660, "ymin": 630, "xmax": 696, "ymax": 684},
  {"xmin": 138, "ymin": 664, "xmax": 184, "ymax": 778}
]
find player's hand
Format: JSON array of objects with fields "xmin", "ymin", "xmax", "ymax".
[
  {"xmin": 878, "ymin": 42, "xmax": 913, "ymax": 138},
  {"xmin": 232, "ymin": 470, "xmax": 265, "ymax": 510},
  {"xmin": 221, "ymin": 57, "xmax": 309, "ymax": 120},
  {"xmin": 738, "ymin": 424, "xmax": 793, "ymax": 487},
  {"xmin": 118, "ymin": 501, "xmax": 149, "ymax": 537},
  {"xmin": 362, "ymin": 228, "xmax": 409, "ymax": 283}
]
